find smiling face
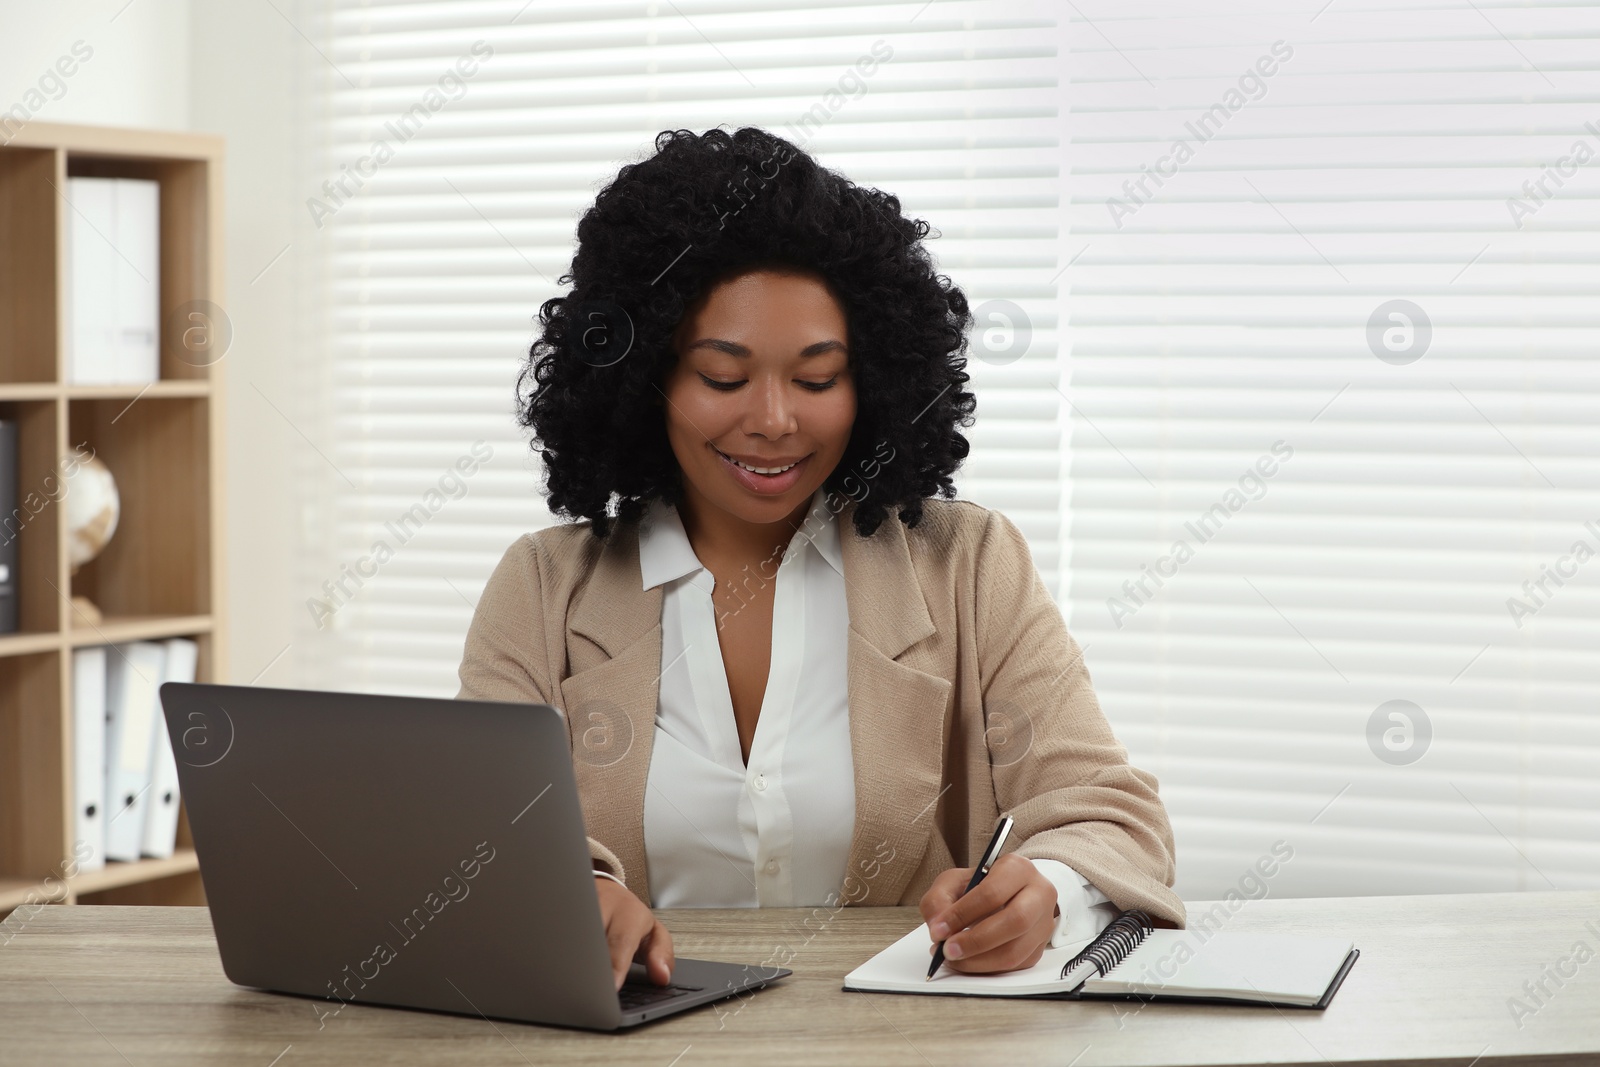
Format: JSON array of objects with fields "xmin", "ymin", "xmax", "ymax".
[{"xmin": 660, "ymin": 268, "xmax": 857, "ymax": 543}]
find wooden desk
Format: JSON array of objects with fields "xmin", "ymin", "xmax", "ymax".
[{"xmin": 1, "ymin": 892, "xmax": 1596, "ymax": 1066}]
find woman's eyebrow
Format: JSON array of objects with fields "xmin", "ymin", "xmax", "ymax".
[{"xmin": 685, "ymin": 338, "xmax": 846, "ymax": 358}]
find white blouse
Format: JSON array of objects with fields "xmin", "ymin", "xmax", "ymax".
[{"xmin": 626, "ymin": 486, "xmax": 1119, "ymax": 949}]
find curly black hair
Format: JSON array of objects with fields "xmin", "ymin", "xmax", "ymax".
[{"xmin": 517, "ymin": 126, "xmax": 978, "ymax": 540}]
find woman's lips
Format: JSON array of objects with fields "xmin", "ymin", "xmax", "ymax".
[{"xmin": 713, "ymin": 446, "xmax": 811, "ymax": 496}]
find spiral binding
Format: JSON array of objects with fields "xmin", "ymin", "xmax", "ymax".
[{"xmin": 1058, "ymin": 908, "xmax": 1154, "ymax": 982}]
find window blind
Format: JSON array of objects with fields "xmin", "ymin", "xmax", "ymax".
[
  {"xmin": 1065, "ymin": 1, "xmax": 1600, "ymax": 899},
  {"xmin": 302, "ymin": 0, "xmax": 1067, "ymax": 697}
]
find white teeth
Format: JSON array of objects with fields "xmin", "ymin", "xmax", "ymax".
[
  {"xmin": 735, "ymin": 459, "xmax": 796, "ymax": 475},
  {"xmin": 720, "ymin": 451, "xmax": 798, "ymax": 475}
]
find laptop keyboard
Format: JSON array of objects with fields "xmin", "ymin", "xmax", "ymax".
[{"xmin": 618, "ymin": 982, "xmax": 704, "ymax": 1009}]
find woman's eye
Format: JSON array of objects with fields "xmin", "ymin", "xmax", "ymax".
[{"xmin": 698, "ymin": 374, "xmax": 838, "ymax": 392}]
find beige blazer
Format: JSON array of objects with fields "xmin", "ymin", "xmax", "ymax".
[{"xmin": 456, "ymin": 496, "xmax": 1186, "ymax": 928}]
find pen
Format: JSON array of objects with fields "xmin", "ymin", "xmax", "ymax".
[{"xmin": 926, "ymin": 814, "xmax": 1014, "ymax": 981}]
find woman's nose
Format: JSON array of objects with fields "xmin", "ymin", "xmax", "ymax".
[{"xmin": 745, "ymin": 375, "xmax": 798, "ymax": 437}]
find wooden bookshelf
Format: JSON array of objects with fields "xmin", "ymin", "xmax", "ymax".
[{"xmin": 0, "ymin": 122, "xmax": 225, "ymax": 917}]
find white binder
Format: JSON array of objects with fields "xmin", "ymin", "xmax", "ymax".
[
  {"xmin": 103, "ymin": 641, "xmax": 167, "ymax": 862},
  {"xmin": 65, "ymin": 176, "xmax": 159, "ymax": 385},
  {"xmin": 141, "ymin": 637, "xmax": 198, "ymax": 858},
  {"xmin": 71, "ymin": 646, "xmax": 108, "ymax": 873},
  {"xmin": 65, "ymin": 177, "xmax": 116, "ymax": 384}
]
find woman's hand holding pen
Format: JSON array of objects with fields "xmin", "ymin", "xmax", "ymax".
[
  {"xmin": 593, "ymin": 875, "xmax": 675, "ymax": 991},
  {"xmin": 918, "ymin": 853, "xmax": 1060, "ymax": 974}
]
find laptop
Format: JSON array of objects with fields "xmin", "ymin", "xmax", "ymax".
[{"xmin": 158, "ymin": 682, "xmax": 790, "ymax": 1031}]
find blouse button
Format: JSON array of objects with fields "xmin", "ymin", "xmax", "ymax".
[
  {"xmin": 764, "ymin": 859, "xmax": 779, "ymax": 874},
  {"xmin": 752, "ymin": 773, "xmax": 767, "ymax": 792}
]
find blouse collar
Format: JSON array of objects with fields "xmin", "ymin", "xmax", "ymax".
[{"xmin": 638, "ymin": 484, "xmax": 845, "ymax": 590}]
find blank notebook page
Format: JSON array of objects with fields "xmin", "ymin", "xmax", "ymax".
[
  {"xmin": 844, "ymin": 923, "xmax": 1099, "ymax": 997},
  {"xmin": 1086, "ymin": 930, "xmax": 1355, "ymax": 1006}
]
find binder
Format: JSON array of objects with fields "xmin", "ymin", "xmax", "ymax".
[
  {"xmin": 113, "ymin": 178, "xmax": 159, "ymax": 381},
  {"xmin": 65, "ymin": 177, "xmax": 159, "ymax": 385},
  {"xmin": 142, "ymin": 637, "xmax": 198, "ymax": 858},
  {"xmin": 104, "ymin": 641, "xmax": 167, "ymax": 862},
  {"xmin": 65, "ymin": 177, "xmax": 116, "ymax": 384},
  {"xmin": 71, "ymin": 646, "xmax": 109, "ymax": 872}
]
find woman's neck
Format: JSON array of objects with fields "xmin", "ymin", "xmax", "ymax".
[{"xmin": 675, "ymin": 488, "xmax": 813, "ymax": 573}]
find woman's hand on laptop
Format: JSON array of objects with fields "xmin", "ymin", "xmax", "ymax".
[
  {"xmin": 919, "ymin": 854, "xmax": 1059, "ymax": 974},
  {"xmin": 594, "ymin": 875, "xmax": 675, "ymax": 990}
]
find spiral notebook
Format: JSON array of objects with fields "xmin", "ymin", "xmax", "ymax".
[{"xmin": 844, "ymin": 910, "xmax": 1359, "ymax": 1010}]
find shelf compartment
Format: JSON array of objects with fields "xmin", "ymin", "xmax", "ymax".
[
  {"xmin": 0, "ymin": 147, "xmax": 58, "ymax": 384},
  {"xmin": 69, "ymin": 396, "xmax": 211, "ymax": 619},
  {"xmin": 0, "ymin": 398, "xmax": 64, "ymax": 636},
  {"xmin": 65, "ymin": 155, "xmax": 214, "ymax": 384},
  {"xmin": 0, "ymin": 651, "xmax": 66, "ymax": 888}
]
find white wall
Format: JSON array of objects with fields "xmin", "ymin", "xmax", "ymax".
[
  {"xmin": 2, "ymin": 0, "xmax": 306, "ymax": 689},
  {"xmin": 0, "ymin": 0, "xmax": 190, "ymax": 131},
  {"xmin": 188, "ymin": 0, "xmax": 306, "ymax": 689}
]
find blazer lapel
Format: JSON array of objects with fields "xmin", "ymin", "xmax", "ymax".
[
  {"xmin": 836, "ymin": 501, "xmax": 951, "ymax": 905},
  {"xmin": 560, "ymin": 524, "xmax": 663, "ymax": 898}
]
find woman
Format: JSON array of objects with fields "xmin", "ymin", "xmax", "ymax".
[{"xmin": 457, "ymin": 127, "xmax": 1183, "ymax": 992}]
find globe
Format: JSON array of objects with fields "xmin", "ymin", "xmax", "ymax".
[{"xmin": 65, "ymin": 455, "xmax": 120, "ymax": 569}]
